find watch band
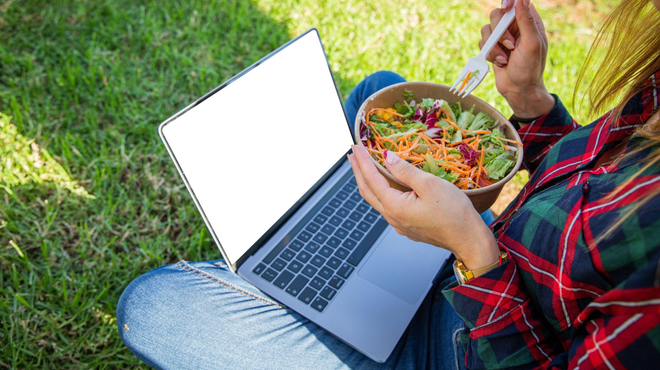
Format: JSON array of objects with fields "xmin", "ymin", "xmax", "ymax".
[{"xmin": 453, "ymin": 250, "xmax": 509, "ymax": 285}]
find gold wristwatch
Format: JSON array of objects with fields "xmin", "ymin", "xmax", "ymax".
[{"xmin": 453, "ymin": 250, "xmax": 509, "ymax": 285}]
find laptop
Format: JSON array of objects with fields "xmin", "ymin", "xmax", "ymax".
[{"xmin": 158, "ymin": 28, "xmax": 451, "ymax": 362}]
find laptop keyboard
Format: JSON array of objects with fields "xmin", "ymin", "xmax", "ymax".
[{"xmin": 252, "ymin": 171, "xmax": 388, "ymax": 313}]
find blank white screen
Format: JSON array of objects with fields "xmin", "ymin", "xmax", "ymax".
[{"xmin": 161, "ymin": 31, "xmax": 353, "ymax": 265}]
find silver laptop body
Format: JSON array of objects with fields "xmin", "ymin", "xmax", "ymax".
[{"xmin": 158, "ymin": 29, "xmax": 451, "ymax": 362}]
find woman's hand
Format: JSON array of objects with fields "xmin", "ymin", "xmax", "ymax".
[
  {"xmin": 348, "ymin": 145, "xmax": 500, "ymax": 270},
  {"xmin": 482, "ymin": 0, "xmax": 555, "ymax": 119}
]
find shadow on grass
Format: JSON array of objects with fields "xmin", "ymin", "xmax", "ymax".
[{"xmin": 0, "ymin": 0, "xmax": 372, "ymax": 368}]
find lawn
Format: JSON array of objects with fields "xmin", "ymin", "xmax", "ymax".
[{"xmin": 0, "ymin": 0, "xmax": 614, "ymax": 368}]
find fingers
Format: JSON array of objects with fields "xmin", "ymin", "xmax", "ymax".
[
  {"xmin": 381, "ymin": 149, "xmax": 437, "ymax": 198},
  {"xmin": 483, "ymin": 9, "xmax": 516, "ymax": 67},
  {"xmin": 500, "ymin": 0, "xmax": 514, "ymax": 11},
  {"xmin": 347, "ymin": 150, "xmax": 386, "ymax": 214},
  {"xmin": 480, "ymin": 24, "xmax": 510, "ymax": 67},
  {"xmin": 488, "ymin": 9, "xmax": 516, "ymax": 51}
]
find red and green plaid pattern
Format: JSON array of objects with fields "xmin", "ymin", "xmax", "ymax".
[{"xmin": 443, "ymin": 70, "xmax": 660, "ymax": 369}]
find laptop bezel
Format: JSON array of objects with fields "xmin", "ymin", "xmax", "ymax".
[{"xmin": 158, "ymin": 28, "xmax": 353, "ymax": 272}]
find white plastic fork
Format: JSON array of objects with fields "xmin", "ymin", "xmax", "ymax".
[{"xmin": 449, "ymin": 3, "xmax": 517, "ymax": 98}]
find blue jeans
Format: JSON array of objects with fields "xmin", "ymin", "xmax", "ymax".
[{"xmin": 117, "ymin": 71, "xmax": 489, "ymax": 369}]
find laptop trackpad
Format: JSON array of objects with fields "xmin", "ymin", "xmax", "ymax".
[{"xmin": 357, "ymin": 229, "xmax": 448, "ymax": 305}]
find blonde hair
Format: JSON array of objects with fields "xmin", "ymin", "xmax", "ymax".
[{"xmin": 575, "ymin": 0, "xmax": 660, "ymax": 247}]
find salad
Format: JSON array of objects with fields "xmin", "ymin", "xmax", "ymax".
[{"xmin": 358, "ymin": 90, "xmax": 520, "ymax": 190}]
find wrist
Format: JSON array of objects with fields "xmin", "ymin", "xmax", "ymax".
[
  {"xmin": 453, "ymin": 232, "xmax": 500, "ymax": 270},
  {"xmin": 506, "ymin": 87, "xmax": 556, "ymax": 119}
]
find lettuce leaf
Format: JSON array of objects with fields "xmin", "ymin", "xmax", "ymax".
[
  {"xmin": 485, "ymin": 152, "xmax": 515, "ymax": 180},
  {"xmin": 395, "ymin": 102, "xmax": 415, "ymax": 118},
  {"xmin": 468, "ymin": 112, "xmax": 498, "ymax": 131},
  {"xmin": 457, "ymin": 111, "xmax": 475, "ymax": 130},
  {"xmin": 436, "ymin": 167, "xmax": 459, "ymax": 183}
]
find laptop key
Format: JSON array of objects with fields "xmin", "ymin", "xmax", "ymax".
[
  {"xmin": 364, "ymin": 213, "xmax": 378, "ymax": 223},
  {"xmin": 305, "ymin": 242, "xmax": 320, "ymax": 254},
  {"xmin": 343, "ymin": 183, "xmax": 356, "ymax": 193},
  {"xmin": 305, "ymin": 222, "xmax": 321, "ymax": 234},
  {"xmin": 334, "ymin": 247, "xmax": 349, "ymax": 260},
  {"xmin": 310, "ymin": 255, "xmax": 326, "ymax": 267},
  {"xmin": 350, "ymin": 192, "xmax": 362, "ymax": 202},
  {"xmin": 326, "ymin": 237, "xmax": 339, "ymax": 249},
  {"xmin": 280, "ymin": 249, "xmax": 295, "ymax": 261},
  {"xmin": 342, "ymin": 220, "xmax": 356, "ymax": 230},
  {"xmin": 321, "ymin": 206, "xmax": 335, "ymax": 216},
  {"xmin": 319, "ymin": 246, "xmax": 333, "ymax": 258},
  {"xmin": 329, "ymin": 198, "xmax": 342, "ymax": 208},
  {"xmin": 337, "ymin": 263, "xmax": 354, "ymax": 279},
  {"xmin": 296, "ymin": 251, "xmax": 312, "ymax": 263},
  {"xmin": 336, "ymin": 191, "xmax": 349, "ymax": 200},
  {"xmin": 271, "ymin": 258, "xmax": 286, "ymax": 271},
  {"xmin": 342, "ymin": 238, "xmax": 357, "ymax": 250},
  {"xmin": 314, "ymin": 214, "xmax": 328, "ymax": 225},
  {"xmin": 321, "ymin": 224, "xmax": 336, "ymax": 235},
  {"xmin": 287, "ymin": 260, "xmax": 303, "ymax": 273},
  {"xmin": 285, "ymin": 275, "xmax": 309, "ymax": 297},
  {"xmin": 349, "ymin": 230, "xmax": 365, "ymax": 241},
  {"xmin": 329, "ymin": 216, "xmax": 342, "ymax": 226},
  {"xmin": 357, "ymin": 203, "xmax": 370, "ymax": 213},
  {"xmin": 252, "ymin": 263, "xmax": 266, "ymax": 275},
  {"xmin": 298, "ymin": 287, "xmax": 317, "ymax": 304},
  {"xmin": 327, "ymin": 257, "xmax": 341, "ymax": 270},
  {"xmin": 290, "ymin": 240, "xmax": 304, "ymax": 252},
  {"xmin": 319, "ymin": 266, "xmax": 333, "ymax": 280},
  {"xmin": 336, "ymin": 208, "xmax": 350, "ymax": 218},
  {"xmin": 301, "ymin": 264, "xmax": 318, "ymax": 278},
  {"xmin": 311, "ymin": 297, "xmax": 329, "ymax": 312},
  {"xmin": 313, "ymin": 233, "xmax": 328, "ymax": 244},
  {"xmin": 343, "ymin": 200, "xmax": 357, "ymax": 209},
  {"xmin": 349, "ymin": 211, "xmax": 363, "ymax": 222},
  {"xmin": 262, "ymin": 268, "xmax": 277, "ymax": 282},
  {"xmin": 274, "ymin": 270, "xmax": 294, "ymax": 289},
  {"xmin": 347, "ymin": 219, "xmax": 388, "ymax": 267},
  {"xmin": 298, "ymin": 231, "xmax": 312, "ymax": 242},
  {"xmin": 310, "ymin": 276, "xmax": 325, "ymax": 290},
  {"xmin": 335, "ymin": 228, "xmax": 349, "ymax": 239},
  {"xmin": 320, "ymin": 286, "xmax": 337, "ymax": 301},
  {"xmin": 357, "ymin": 221, "xmax": 371, "ymax": 232},
  {"xmin": 329, "ymin": 276, "xmax": 345, "ymax": 290}
]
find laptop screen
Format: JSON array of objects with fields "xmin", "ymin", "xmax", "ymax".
[{"xmin": 160, "ymin": 30, "xmax": 353, "ymax": 266}]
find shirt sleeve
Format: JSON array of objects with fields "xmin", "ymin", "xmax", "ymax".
[
  {"xmin": 442, "ymin": 250, "xmax": 660, "ymax": 370},
  {"xmin": 514, "ymin": 95, "xmax": 580, "ymax": 174}
]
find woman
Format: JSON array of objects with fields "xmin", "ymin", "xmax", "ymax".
[
  {"xmin": 349, "ymin": 0, "xmax": 660, "ymax": 368},
  {"xmin": 117, "ymin": 0, "xmax": 660, "ymax": 368}
]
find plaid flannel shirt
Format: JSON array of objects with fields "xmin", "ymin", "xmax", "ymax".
[{"xmin": 443, "ymin": 70, "xmax": 660, "ymax": 370}]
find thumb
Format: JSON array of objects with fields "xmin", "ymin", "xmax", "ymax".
[{"xmin": 383, "ymin": 150, "xmax": 432, "ymax": 194}]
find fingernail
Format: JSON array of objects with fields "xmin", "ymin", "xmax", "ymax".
[
  {"xmin": 384, "ymin": 150, "xmax": 398, "ymax": 165},
  {"xmin": 523, "ymin": 0, "xmax": 531, "ymax": 7},
  {"xmin": 495, "ymin": 55, "xmax": 508, "ymax": 65},
  {"xmin": 503, "ymin": 40, "xmax": 515, "ymax": 50},
  {"xmin": 501, "ymin": 0, "xmax": 508, "ymax": 9}
]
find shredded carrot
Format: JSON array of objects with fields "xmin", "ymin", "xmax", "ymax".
[
  {"xmin": 458, "ymin": 71, "xmax": 472, "ymax": 93},
  {"xmin": 497, "ymin": 137, "xmax": 523, "ymax": 146}
]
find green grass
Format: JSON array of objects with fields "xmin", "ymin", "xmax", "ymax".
[{"xmin": 0, "ymin": 0, "xmax": 614, "ymax": 368}]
